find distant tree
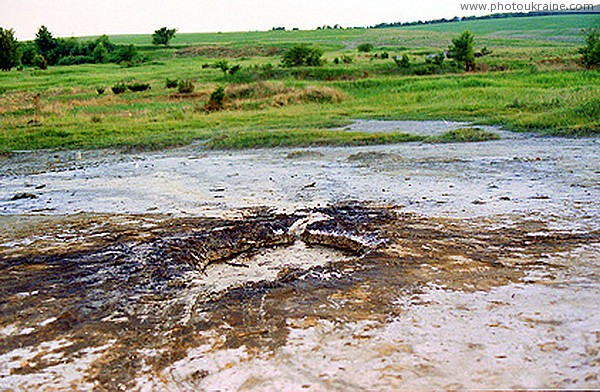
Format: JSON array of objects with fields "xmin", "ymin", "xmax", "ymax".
[
  {"xmin": 448, "ymin": 30, "xmax": 475, "ymax": 71},
  {"xmin": 20, "ymin": 42, "xmax": 37, "ymax": 66},
  {"xmin": 579, "ymin": 28, "xmax": 600, "ymax": 68},
  {"xmin": 0, "ymin": 27, "xmax": 21, "ymax": 71},
  {"xmin": 35, "ymin": 25, "xmax": 57, "ymax": 65},
  {"xmin": 113, "ymin": 44, "xmax": 140, "ymax": 64},
  {"xmin": 92, "ymin": 43, "xmax": 110, "ymax": 63},
  {"xmin": 281, "ymin": 44, "xmax": 324, "ymax": 67},
  {"xmin": 152, "ymin": 27, "xmax": 177, "ymax": 46}
]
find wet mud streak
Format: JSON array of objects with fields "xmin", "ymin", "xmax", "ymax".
[{"xmin": 0, "ymin": 202, "xmax": 597, "ymax": 390}]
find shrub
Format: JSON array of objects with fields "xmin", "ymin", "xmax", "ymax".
[
  {"xmin": 229, "ymin": 64, "xmax": 242, "ymax": 75},
  {"xmin": 579, "ymin": 28, "xmax": 600, "ymax": 69},
  {"xmin": 0, "ymin": 27, "xmax": 21, "ymax": 71},
  {"xmin": 177, "ymin": 80, "xmax": 195, "ymax": 94},
  {"xmin": 281, "ymin": 44, "xmax": 324, "ymax": 67},
  {"xmin": 56, "ymin": 55, "xmax": 94, "ymax": 66},
  {"xmin": 113, "ymin": 44, "xmax": 141, "ymax": 65},
  {"xmin": 393, "ymin": 54, "xmax": 411, "ymax": 68},
  {"xmin": 152, "ymin": 27, "xmax": 177, "ymax": 46},
  {"xmin": 111, "ymin": 83, "xmax": 127, "ymax": 94},
  {"xmin": 33, "ymin": 54, "xmax": 48, "ymax": 70},
  {"xmin": 215, "ymin": 59, "xmax": 229, "ymax": 74},
  {"xmin": 380, "ymin": 51, "xmax": 389, "ymax": 59},
  {"xmin": 341, "ymin": 55, "xmax": 353, "ymax": 64},
  {"xmin": 165, "ymin": 78, "xmax": 179, "ymax": 88},
  {"xmin": 205, "ymin": 85, "xmax": 225, "ymax": 112},
  {"xmin": 357, "ymin": 43, "xmax": 374, "ymax": 53},
  {"xmin": 448, "ymin": 30, "xmax": 475, "ymax": 71},
  {"xmin": 97, "ymin": 87, "xmax": 106, "ymax": 95},
  {"xmin": 127, "ymin": 82, "xmax": 151, "ymax": 92}
]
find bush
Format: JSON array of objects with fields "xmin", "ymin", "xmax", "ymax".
[
  {"xmin": 205, "ymin": 85, "xmax": 225, "ymax": 112},
  {"xmin": 152, "ymin": 27, "xmax": 177, "ymax": 46},
  {"xmin": 97, "ymin": 87, "xmax": 106, "ymax": 95},
  {"xmin": 215, "ymin": 59, "xmax": 230, "ymax": 74},
  {"xmin": 56, "ymin": 55, "xmax": 94, "ymax": 66},
  {"xmin": 111, "ymin": 83, "xmax": 127, "ymax": 94},
  {"xmin": 33, "ymin": 54, "xmax": 48, "ymax": 70},
  {"xmin": 380, "ymin": 51, "xmax": 389, "ymax": 59},
  {"xmin": 127, "ymin": 82, "xmax": 151, "ymax": 92},
  {"xmin": 165, "ymin": 78, "xmax": 179, "ymax": 88},
  {"xmin": 281, "ymin": 44, "xmax": 324, "ymax": 67},
  {"xmin": 579, "ymin": 28, "xmax": 600, "ymax": 69},
  {"xmin": 393, "ymin": 54, "xmax": 411, "ymax": 68},
  {"xmin": 177, "ymin": 80, "xmax": 195, "ymax": 94},
  {"xmin": 0, "ymin": 27, "xmax": 21, "ymax": 71},
  {"xmin": 448, "ymin": 30, "xmax": 475, "ymax": 71},
  {"xmin": 113, "ymin": 44, "xmax": 141, "ymax": 65},
  {"xmin": 357, "ymin": 43, "xmax": 374, "ymax": 53},
  {"xmin": 229, "ymin": 64, "xmax": 242, "ymax": 75}
]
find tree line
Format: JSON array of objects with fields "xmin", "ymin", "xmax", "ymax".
[{"xmin": 0, "ymin": 25, "xmax": 142, "ymax": 71}]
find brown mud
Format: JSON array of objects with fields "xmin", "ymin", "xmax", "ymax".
[{"xmin": 1, "ymin": 202, "xmax": 597, "ymax": 390}]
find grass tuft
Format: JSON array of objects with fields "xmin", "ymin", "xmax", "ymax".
[{"xmin": 430, "ymin": 127, "xmax": 501, "ymax": 143}]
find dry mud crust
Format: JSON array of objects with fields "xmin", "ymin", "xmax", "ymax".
[{"xmin": 1, "ymin": 202, "xmax": 598, "ymax": 390}]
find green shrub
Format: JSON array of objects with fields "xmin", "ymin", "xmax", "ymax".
[
  {"xmin": 57, "ymin": 55, "xmax": 94, "ymax": 66},
  {"xmin": 97, "ymin": 87, "xmax": 105, "ymax": 95},
  {"xmin": 127, "ymin": 82, "xmax": 151, "ymax": 92},
  {"xmin": 393, "ymin": 54, "xmax": 411, "ymax": 68},
  {"xmin": 111, "ymin": 83, "xmax": 127, "ymax": 94},
  {"xmin": 281, "ymin": 44, "xmax": 324, "ymax": 67},
  {"xmin": 215, "ymin": 59, "xmax": 229, "ymax": 74},
  {"xmin": 357, "ymin": 43, "xmax": 374, "ymax": 53},
  {"xmin": 205, "ymin": 85, "xmax": 225, "ymax": 112},
  {"xmin": 229, "ymin": 64, "xmax": 242, "ymax": 75},
  {"xmin": 448, "ymin": 30, "xmax": 475, "ymax": 71},
  {"xmin": 152, "ymin": 27, "xmax": 177, "ymax": 46},
  {"xmin": 177, "ymin": 80, "xmax": 195, "ymax": 94},
  {"xmin": 0, "ymin": 27, "xmax": 21, "ymax": 71},
  {"xmin": 579, "ymin": 28, "xmax": 600, "ymax": 68},
  {"xmin": 166, "ymin": 78, "xmax": 179, "ymax": 88},
  {"xmin": 33, "ymin": 54, "xmax": 48, "ymax": 70}
]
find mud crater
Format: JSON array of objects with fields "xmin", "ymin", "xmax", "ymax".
[{"xmin": 0, "ymin": 202, "xmax": 596, "ymax": 390}]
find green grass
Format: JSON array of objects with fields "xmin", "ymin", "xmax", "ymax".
[
  {"xmin": 430, "ymin": 127, "xmax": 501, "ymax": 143},
  {"xmin": 1, "ymin": 14, "xmax": 599, "ymax": 153}
]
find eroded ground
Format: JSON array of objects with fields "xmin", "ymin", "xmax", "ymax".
[{"xmin": 1, "ymin": 125, "xmax": 599, "ymax": 390}]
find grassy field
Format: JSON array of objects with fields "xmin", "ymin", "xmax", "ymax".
[{"xmin": 1, "ymin": 14, "xmax": 599, "ymax": 152}]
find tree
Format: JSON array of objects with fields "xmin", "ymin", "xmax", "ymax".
[
  {"xmin": 281, "ymin": 44, "xmax": 324, "ymax": 67},
  {"xmin": 0, "ymin": 27, "xmax": 21, "ymax": 71},
  {"xmin": 448, "ymin": 30, "xmax": 475, "ymax": 71},
  {"xmin": 579, "ymin": 28, "xmax": 600, "ymax": 69},
  {"xmin": 35, "ymin": 25, "xmax": 57, "ymax": 65},
  {"xmin": 92, "ymin": 43, "xmax": 110, "ymax": 63},
  {"xmin": 152, "ymin": 27, "xmax": 177, "ymax": 46}
]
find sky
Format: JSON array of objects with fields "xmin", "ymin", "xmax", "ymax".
[{"xmin": 0, "ymin": 0, "xmax": 578, "ymax": 40}]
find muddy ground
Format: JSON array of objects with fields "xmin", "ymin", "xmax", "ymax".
[{"xmin": 0, "ymin": 123, "xmax": 599, "ymax": 390}]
